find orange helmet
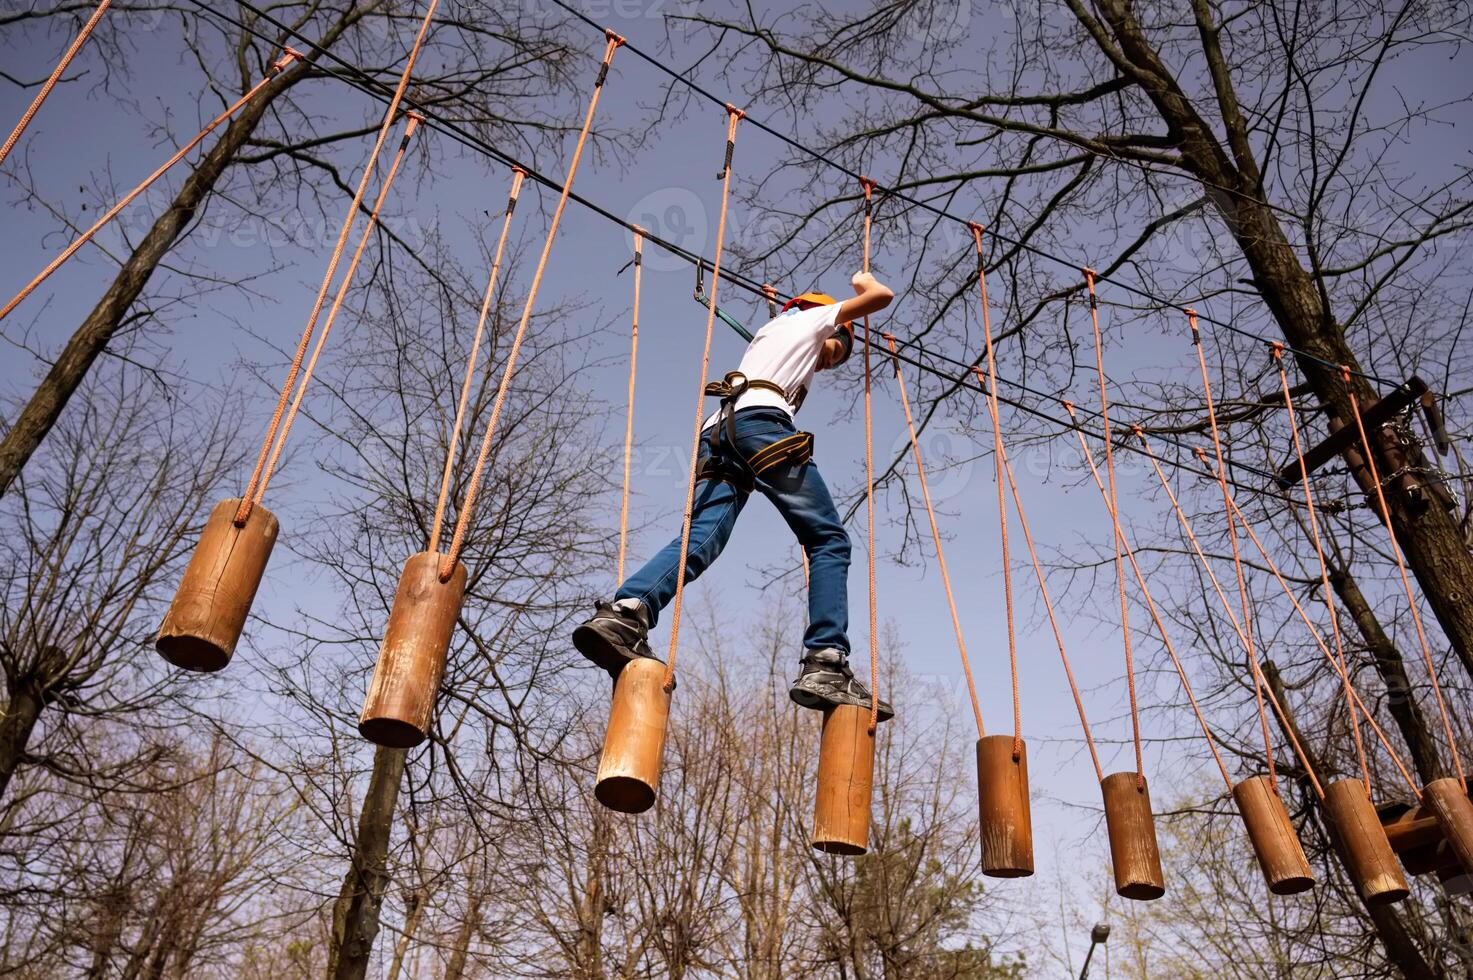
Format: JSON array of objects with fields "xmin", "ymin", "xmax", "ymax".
[{"xmin": 780, "ymin": 291, "xmax": 839, "ymax": 313}]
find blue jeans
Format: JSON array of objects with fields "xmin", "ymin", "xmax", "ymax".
[{"xmin": 617, "ymin": 407, "xmax": 852, "ymax": 654}]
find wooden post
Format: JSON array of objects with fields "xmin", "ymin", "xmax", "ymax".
[
  {"xmin": 1324, "ymin": 777, "xmax": 1409, "ymax": 905},
  {"xmin": 594, "ymin": 657, "xmax": 670, "ymax": 814},
  {"xmin": 156, "ymin": 498, "xmax": 278, "ymax": 672},
  {"xmin": 1423, "ymin": 777, "xmax": 1473, "ymax": 874},
  {"xmin": 358, "ymin": 552, "xmax": 466, "ymax": 748},
  {"xmin": 1101, "ymin": 771, "xmax": 1165, "ymax": 900},
  {"xmin": 1232, "ymin": 775, "xmax": 1314, "ymax": 895},
  {"xmin": 811, "ymin": 703, "xmax": 875, "ymax": 855},
  {"xmin": 976, "ymin": 734, "xmax": 1033, "ymax": 877}
]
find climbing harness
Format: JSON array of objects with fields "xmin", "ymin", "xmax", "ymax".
[{"xmin": 695, "ymin": 372, "xmax": 814, "ymax": 493}]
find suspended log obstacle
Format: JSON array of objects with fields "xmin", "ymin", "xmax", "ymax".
[
  {"xmin": 358, "ymin": 552, "xmax": 466, "ymax": 748},
  {"xmin": 1101, "ymin": 772, "xmax": 1166, "ymax": 900},
  {"xmin": 1380, "ymin": 778, "xmax": 1473, "ymax": 888},
  {"xmin": 1326, "ymin": 778, "xmax": 1409, "ymax": 905},
  {"xmin": 156, "ymin": 499, "xmax": 278, "ymax": 672},
  {"xmin": 595, "ymin": 657, "xmax": 670, "ymax": 814},
  {"xmin": 977, "ymin": 735, "xmax": 1033, "ymax": 877},
  {"xmin": 1232, "ymin": 775, "xmax": 1314, "ymax": 895},
  {"xmin": 812, "ymin": 703, "xmax": 875, "ymax": 855}
]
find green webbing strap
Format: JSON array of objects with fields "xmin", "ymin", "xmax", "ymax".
[{"xmin": 693, "ymin": 286, "xmax": 755, "ymax": 342}]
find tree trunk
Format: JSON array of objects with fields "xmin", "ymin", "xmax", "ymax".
[
  {"xmin": 0, "ymin": 62, "xmax": 306, "ymax": 499},
  {"xmin": 384, "ymin": 887, "xmax": 425, "ymax": 980},
  {"xmin": 1329, "ymin": 564, "xmax": 1443, "ymax": 784},
  {"xmin": 1088, "ymin": 0, "xmax": 1473, "ymax": 678},
  {"xmin": 1262, "ymin": 660, "xmax": 1438, "ymax": 979},
  {"xmin": 328, "ymin": 745, "xmax": 408, "ymax": 980},
  {"xmin": 0, "ymin": 681, "xmax": 45, "ymax": 802}
]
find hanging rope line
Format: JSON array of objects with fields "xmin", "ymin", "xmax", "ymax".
[
  {"xmin": 235, "ymin": 0, "xmax": 444, "ymax": 526},
  {"xmin": 859, "ymin": 175, "xmax": 881, "ymax": 736},
  {"xmin": 542, "ymin": 0, "xmax": 1399, "ymax": 390},
  {"xmin": 983, "ymin": 368, "xmax": 1104, "ymax": 782},
  {"xmin": 1340, "ymin": 366, "xmax": 1466, "ymax": 786},
  {"xmin": 1085, "ymin": 270, "xmax": 1145, "ymax": 785},
  {"xmin": 661, "ymin": 102, "xmax": 742, "ymax": 693},
  {"xmin": 970, "ymin": 224, "xmax": 1021, "ymax": 753},
  {"xmin": 0, "ymin": 48, "xmax": 301, "ymax": 324},
  {"xmin": 1215, "ymin": 460, "xmax": 1423, "ymax": 799},
  {"xmin": 427, "ymin": 166, "xmax": 526, "ymax": 556},
  {"xmin": 440, "ymin": 30, "xmax": 625, "ymax": 580},
  {"xmin": 0, "ymin": 0, "xmax": 112, "ymax": 167},
  {"xmin": 253, "ymin": 112, "xmax": 421, "ymax": 502},
  {"xmin": 1274, "ymin": 348, "xmax": 1373, "ymax": 794},
  {"xmin": 883, "ymin": 333, "xmax": 983, "ymax": 737},
  {"xmin": 1188, "ymin": 311, "xmax": 1278, "ymax": 791},
  {"xmin": 616, "ymin": 229, "xmax": 643, "ymax": 584},
  {"xmin": 1134, "ymin": 427, "xmax": 1325, "ymax": 799},
  {"xmin": 187, "ymin": 0, "xmax": 1316, "ymax": 505},
  {"xmin": 1061, "ymin": 402, "xmax": 1233, "ymax": 792}
]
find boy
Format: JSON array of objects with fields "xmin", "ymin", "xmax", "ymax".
[{"xmin": 574, "ymin": 271, "xmax": 895, "ymax": 720}]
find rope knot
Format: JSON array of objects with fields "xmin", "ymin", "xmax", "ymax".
[
  {"xmin": 1131, "ymin": 424, "xmax": 1144, "ymax": 438},
  {"xmin": 273, "ymin": 48, "xmax": 303, "ymax": 71},
  {"xmin": 1060, "ymin": 398, "xmax": 1075, "ymax": 416},
  {"xmin": 401, "ymin": 110, "xmax": 424, "ymax": 138},
  {"xmin": 604, "ymin": 28, "xmax": 627, "ymax": 48},
  {"xmin": 724, "ymin": 103, "xmax": 746, "ymax": 120},
  {"xmin": 1339, "ymin": 364, "xmax": 1353, "ymax": 383},
  {"xmin": 858, "ymin": 175, "xmax": 878, "ymax": 199},
  {"xmin": 1269, "ymin": 341, "xmax": 1285, "ymax": 361}
]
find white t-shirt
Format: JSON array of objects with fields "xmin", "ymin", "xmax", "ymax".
[{"xmin": 701, "ymin": 302, "xmax": 843, "ymax": 429}]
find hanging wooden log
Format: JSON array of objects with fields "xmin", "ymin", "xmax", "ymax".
[
  {"xmin": 156, "ymin": 498, "xmax": 278, "ymax": 672},
  {"xmin": 358, "ymin": 552, "xmax": 466, "ymax": 748},
  {"xmin": 1423, "ymin": 777, "xmax": 1473, "ymax": 874},
  {"xmin": 1101, "ymin": 771, "xmax": 1165, "ymax": 900},
  {"xmin": 1324, "ymin": 777, "xmax": 1409, "ymax": 905},
  {"xmin": 811, "ymin": 703, "xmax": 875, "ymax": 855},
  {"xmin": 976, "ymin": 734, "xmax": 1033, "ymax": 877},
  {"xmin": 594, "ymin": 656, "xmax": 671, "ymax": 814},
  {"xmin": 1232, "ymin": 775, "xmax": 1314, "ymax": 895}
]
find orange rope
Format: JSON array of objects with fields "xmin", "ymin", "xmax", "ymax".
[
  {"xmin": 987, "ymin": 380, "xmax": 1104, "ymax": 782},
  {"xmin": 616, "ymin": 230, "xmax": 643, "ymax": 584},
  {"xmin": 442, "ymin": 32, "xmax": 625, "ymax": 580},
  {"xmin": 859, "ymin": 175, "xmax": 880, "ymax": 735},
  {"xmin": 1341, "ymin": 366, "xmax": 1466, "ymax": 785},
  {"xmin": 0, "ymin": 49, "xmax": 301, "ymax": 324},
  {"xmin": 0, "ymin": 0, "xmax": 112, "ymax": 167},
  {"xmin": 1274, "ymin": 349, "xmax": 1373, "ymax": 794},
  {"xmin": 1188, "ymin": 311, "xmax": 1278, "ymax": 791},
  {"xmin": 1215, "ymin": 455, "xmax": 1422, "ymax": 799},
  {"xmin": 236, "ymin": 1, "xmax": 445, "ymax": 526},
  {"xmin": 253, "ymin": 114, "xmax": 421, "ymax": 502},
  {"xmin": 1061, "ymin": 404, "xmax": 1233, "ymax": 791},
  {"xmin": 1134, "ymin": 427, "xmax": 1325, "ymax": 798},
  {"xmin": 970, "ymin": 224, "xmax": 1020, "ymax": 753},
  {"xmin": 1084, "ymin": 270, "xmax": 1144, "ymax": 785},
  {"xmin": 883, "ymin": 333, "xmax": 983, "ymax": 737},
  {"xmin": 427, "ymin": 167, "xmax": 527, "ymax": 555},
  {"xmin": 661, "ymin": 103, "xmax": 743, "ymax": 691}
]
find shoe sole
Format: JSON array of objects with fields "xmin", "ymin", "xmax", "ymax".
[
  {"xmin": 789, "ymin": 683, "xmax": 893, "ymax": 722},
  {"xmin": 572, "ymin": 623, "xmax": 633, "ymax": 677}
]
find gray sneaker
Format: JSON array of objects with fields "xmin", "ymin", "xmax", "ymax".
[
  {"xmin": 788, "ymin": 648, "xmax": 893, "ymax": 722},
  {"xmin": 572, "ymin": 600, "xmax": 660, "ymax": 679}
]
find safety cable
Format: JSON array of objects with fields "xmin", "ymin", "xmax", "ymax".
[
  {"xmin": 1086, "ymin": 270, "xmax": 1145, "ymax": 786},
  {"xmin": 1189, "ymin": 311, "xmax": 1278, "ymax": 792},
  {"xmin": 254, "ymin": 112, "xmax": 422, "ymax": 503},
  {"xmin": 970, "ymin": 224, "xmax": 1021, "ymax": 754},
  {"xmin": 859, "ymin": 175, "xmax": 880, "ymax": 735},
  {"xmin": 883, "ymin": 333, "xmax": 982, "ymax": 737},
  {"xmin": 991, "ymin": 383, "xmax": 1104, "ymax": 783},
  {"xmin": 616, "ymin": 229, "xmax": 643, "ymax": 585},
  {"xmin": 427, "ymin": 166, "xmax": 526, "ymax": 556},
  {"xmin": 1062, "ymin": 401, "xmax": 1231, "ymax": 792},
  {"xmin": 0, "ymin": 48, "xmax": 300, "ymax": 324},
  {"xmin": 1217, "ymin": 467, "xmax": 1422, "ymax": 799},
  {"xmin": 440, "ymin": 30, "xmax": 625, "ymax": 580},
  {"xmin": 544, "ymin": 0, "xmax": 1400, "ymax": 390},
  {"xmin": 187, "ymin": 0, "xmax": 1310, "ymax": 506},
  {"xmin": 1134, "ymin": 427, "xmax": 1324, "ymax": 799},
  {"xmin": 1274, "ymin": 349, "xmax": 1372, "ymax": 794},
  {"xmin": 234, "ymin": 0, "xmax": 445, "ymax": 526},
  {"xmin": 1341, "ymin": 367, "xmax": 1465, "ymax": 786},
  {"xmin": 662, "ymin": 102, "xmax": 742, "ymax": 693},
  {"xmin": 0, "ymin": 0, "xmax": 112, "ymax": 166}
]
